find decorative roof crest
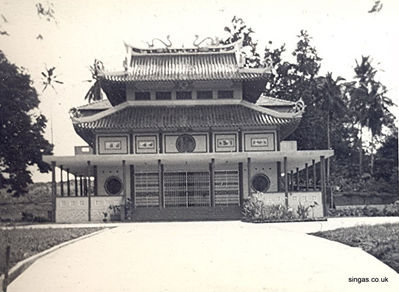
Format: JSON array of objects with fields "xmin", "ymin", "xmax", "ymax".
[
  {"xmin": 146, "ymin": 35, "xmax": 172, "ymax": 48},
  {"xmin": 192, "ymin": 35, "xmax": 221, "ymax": 48}
]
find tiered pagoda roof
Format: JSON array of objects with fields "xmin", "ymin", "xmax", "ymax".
[{"xmin": 72, "ymin": 40, "xmax": 304, "ymax": 146}]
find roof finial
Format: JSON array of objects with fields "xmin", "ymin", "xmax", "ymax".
[
  {"xmin": 146, "ymin": 35, "xmax": 172, "ymax": 48},
  {"xmin": 193, "ymin": 35, "xmax": 220, "ymax": 47}
]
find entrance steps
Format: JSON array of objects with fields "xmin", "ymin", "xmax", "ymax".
[{"xmin": 129, "ymin": 206, "xmax": 242, "ymax": 222}]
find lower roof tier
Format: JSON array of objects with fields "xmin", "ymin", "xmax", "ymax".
[{"xmin": 72, "ymin": 101, "xmax": 302, "ymax": 145}]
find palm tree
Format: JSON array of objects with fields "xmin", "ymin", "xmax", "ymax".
[
  {"xmin": 84, "ymin": 59, "xmax": 104, "ymax": 103},
  {"xmin": 315, "ymin": 72, "xmax": 346, "ymax": 186},
  {"xmin": 350, "ymin": 56, "xmax": 395, "ymax": 175},
  {"xmin": 316, "ymin": 73, "xmax": 346, "ymax": 149}
]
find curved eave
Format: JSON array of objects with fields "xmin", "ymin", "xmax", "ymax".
[{"xmin": 98, "ymin": 73, "xmax": 269, "ymax": 83}]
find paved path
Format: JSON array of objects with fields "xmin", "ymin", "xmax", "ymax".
[{"xmin": 8, "ymin": 219, "xmax": 399, "ymax": 292}]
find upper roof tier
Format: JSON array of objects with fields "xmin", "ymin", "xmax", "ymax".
[{"xmin": 99, "ymin": 40, "xmax": 270, "ymax": 83}]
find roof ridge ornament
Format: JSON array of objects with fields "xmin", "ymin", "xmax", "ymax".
[
  {"xmin": 290, "ymin": 98, "xmax": 306, "ymax": 115},
  {"xmin": 146, "ymin": 35, "xmax": 172, "ymax": 49},
  {"xmin": 193, "ymin": 35, "xmax": 221, "ymax": 48}
]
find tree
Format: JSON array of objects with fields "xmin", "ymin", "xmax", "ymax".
[
  {"xmin": 349, "ymin": 56, "xmax": 395, "ymax": 174},
  {"xmin": 84, "ymin": 59, "xmax": 104, "ymax": 103},
  {"xmin": 374, "ymin": 129, "xmax": 398, "ymax": 193},
  {"xmin": 264, "ymin": 30, "xmax": 324, "ymax": 151},
  {"xmin": 0, "ymin": 51, "xmax": 53, "ymax": 195},
  {"xmin": 315, "ymin": 73, "xmax": 347, "ymax": 182},
  {"xmin": 221, "ymin": 16, "xmax": 261, "ymax": 68}
]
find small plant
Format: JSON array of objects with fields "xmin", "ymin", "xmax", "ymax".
[
  {"xmin": 296, "ymin": 204, "xmax": 310, "ymax": 219},
  {"xmin": 108, "ymin": 204, "xmax": 121, "ymax": 221},
  {"xmin": 242, "ymin": 194, "xmax": 294, "ymax": 222},
  {"xmin": 102, "ymin": 212, "xmax": 108, "ymax": 223}
]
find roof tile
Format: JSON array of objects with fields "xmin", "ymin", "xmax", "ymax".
[{"xmin": 75, "ymin": 104, "xmax": 298, "ymax": 131}]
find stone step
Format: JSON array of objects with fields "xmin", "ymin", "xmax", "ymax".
[{"xmin": 129, "ymin": 206, "xmax": 242, "ymax": 222}]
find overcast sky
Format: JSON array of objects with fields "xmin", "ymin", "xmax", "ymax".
[{"xmin": 0, "ymin": 0, "xmax": 398, "ymax": 182}]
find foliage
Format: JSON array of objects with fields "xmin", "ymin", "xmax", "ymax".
[
  {"xmin": 0, "ymin": 227, "xmax": 104, "ymax": 276},
  {"xmin": 373, "ymin": 130, "xmax": 398, "ymax": 192},
  {"xmin": 312, "ymin": 223, "xmax": 399, "ymax": 272},
  {"xmin": 0, "ymin": 51, "xmax": 53, "ymax": 196},
  {"xmin": 328, "ymin": 201, "xmax": 399, "ymax": 217},
  {"xmin": 84, "ymin": 59, "xmax": 104, "ymax": 102},
  {"xmin": 223, "ymin": 17, "xmax": 396, "ymax": 194},
  {"xmin": 21, "ymin": 211, "xmax": 49, "ymax": 223},
  {"xmin": 221, "ymin": 16, "xmax": 261, "ymax": 68},
  {"xmin": 108, "ymin": 204, "xmax": 121, "ymax": 221},
  {"xmin": 348, "ymin": 56, "xmax": 395, "ymax": 174},
  {"xmin": 296, "ymin": 204, "xmax": 311, "ymax": 219},
  {"xmin": 242, "ymin": 194, "xmax": 323, "ymax": 222}
]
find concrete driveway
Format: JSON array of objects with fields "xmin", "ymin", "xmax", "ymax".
[{"xmin": 8, "ymin": 220, "xmax": 399, "ymax": 292}]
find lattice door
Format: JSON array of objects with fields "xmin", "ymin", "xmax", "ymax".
[
  {"xmin": 134, "ymin": 172, "xmax": 159, "ymax": 207},
  {"xmin": 164, "ymin": 172, "xmax": 187, "ymax": 207},
  {"xmin": 164, "ymin": 172, "xmax": 210, "ymax": 207},
  {"xmin": 187, "ymin": 172, "xmax": 210, "ymax": 207},
  {"xmin": 214, "ymin": 170, "xmax": 239, "ymax": 206}
]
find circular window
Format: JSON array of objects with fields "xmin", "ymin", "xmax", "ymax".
[
  {"xmin": 251, "ymin": 174, "xmax": 271, "ymax": 193},
  {"xmin": 104, "ymin": 176, "xmax": 122, "ymax": 195},
  {"xmin": 176, "ymin": 134, "xmax": 196, "ymax": 153}
]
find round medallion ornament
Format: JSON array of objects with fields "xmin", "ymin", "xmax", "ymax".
[
  {"xmin": 176, "ymin": 134, "xmax": 196, "ymax": 153},
  {"xmin": 251, "ymin": 174, "xmax": 271, "ymax": 193},
  {"xmin": 104, "ymin": 176, "xmax": 122, "ymax": 195}
]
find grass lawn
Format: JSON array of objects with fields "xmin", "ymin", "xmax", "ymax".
[
  {"xmin": 0, "ymin": 227, "xmax": 105, "ymax": 275},
  {"xmin": 312, "ymin": 223, "xmax": 399, "ymax": 272}
]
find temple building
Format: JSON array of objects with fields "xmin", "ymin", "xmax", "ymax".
[{"xmin": 43, "ymin": 40, "xmax": 333, "ymax": 222}]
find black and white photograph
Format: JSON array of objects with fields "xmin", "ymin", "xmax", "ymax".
[{"xmin": 0, "ymin": 0, "xmax": 398, "ymax": 291}]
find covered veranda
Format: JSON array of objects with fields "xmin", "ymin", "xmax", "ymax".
[{"xmin": 43, "ymin": 149, "xmax": 333, "ymax": 222}]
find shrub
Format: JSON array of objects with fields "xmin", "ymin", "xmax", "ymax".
[
  {"xmin": 383, "ymin": 200, "xmax": 399, "ymax": 216},
  {"xmin": 296, "ymin": 204, "xmax": 311, "ymax": 219},
  {"xmin": 242, "ymin": 195, "xmax": 294, "ymax": 222},
  {"xmin": 328, "ymin": 201, "xmax": 399, "ymax": 217}
]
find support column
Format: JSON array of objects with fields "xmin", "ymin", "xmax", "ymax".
[
  {"xmin": 79, "ymin": 175, "xmax": 83, "ymax": 197},
  {"xmin": 74, "ymin": 175, "xmax": 78, "ymax": 196},
  {"xmin": 83, "ymin": 178, "xmax": 87, "ymax": 196},
  {"xmin": 66, "ymin": 169, "xmax": 70, "ymax": 196},
  {"xmin": 129, "ymin": 133, "xmax": 134, "ymax": 154},
  {"xmin": 312, "ymin": 159, "xmax": 316, "ymax": 190},
  {"xmin": 122, "ymin": 160, "xmax": 126, "ymax": 220},
  {"xmin": 158, "ymin": 160, "xmax": 164, "ymax": 208},
  {"xmin": 209, "ymin": 159, "xmax": 215, "ymax": 207},
  {"xmin": 208, "ymin": 131, "xmax": 213, "ymax": 153},
  {"xmin": 51, "ymin": 161, "xmax": 56, "ymax": 222},
  {"xmin": 60, "ymin": 165, "xmax": 64, "ymax": 197},
  {"xmin": 159, "ymin": 133, "xmax": 163, "ymax": 153},
  {"xmin": 238, "ymin": 130, "xmax": 243, "ymax": 152},
  {"xmin": 93, "ymin": 165, "xmax": 98, "ymax": 196},
  {"xmin": 290, "ymin": 170, "xmax": 294, "ymax": 191},
  {"xmin": 320, "ymin": 156, "xmax": 327, "ymax": 217},
  {"xmin": 305, "ymin": 163, "xmax": 309, "ymax": 192},
  {"xmin": 130, "ymin": 165, "xmax": 135, "ymax": 209},
  {"xmin": 276, "ymin": 161, "xmax": 281, "ymax": 192},
  {"xmin": 247, "ymin": 157, "xmax": 251, "ymax": 197},
  {"xmin": 283, "ymin": 157, "xmax": 288, "ymax": 208},
  {"xmin": 87, "ymin": 161, "xmax": 91, "ymax": 222},
  {"xmin": 238, "ymin": 162, "xmax": 244, "ymax": 206},
  {"xmin": 296, "ymin": 167, "xmax": 300, "ymax": 191}
]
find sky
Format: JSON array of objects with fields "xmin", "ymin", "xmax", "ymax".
[{"xmin": 0, "ymin": 0, "xmax": 398, "ymax": 182}]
